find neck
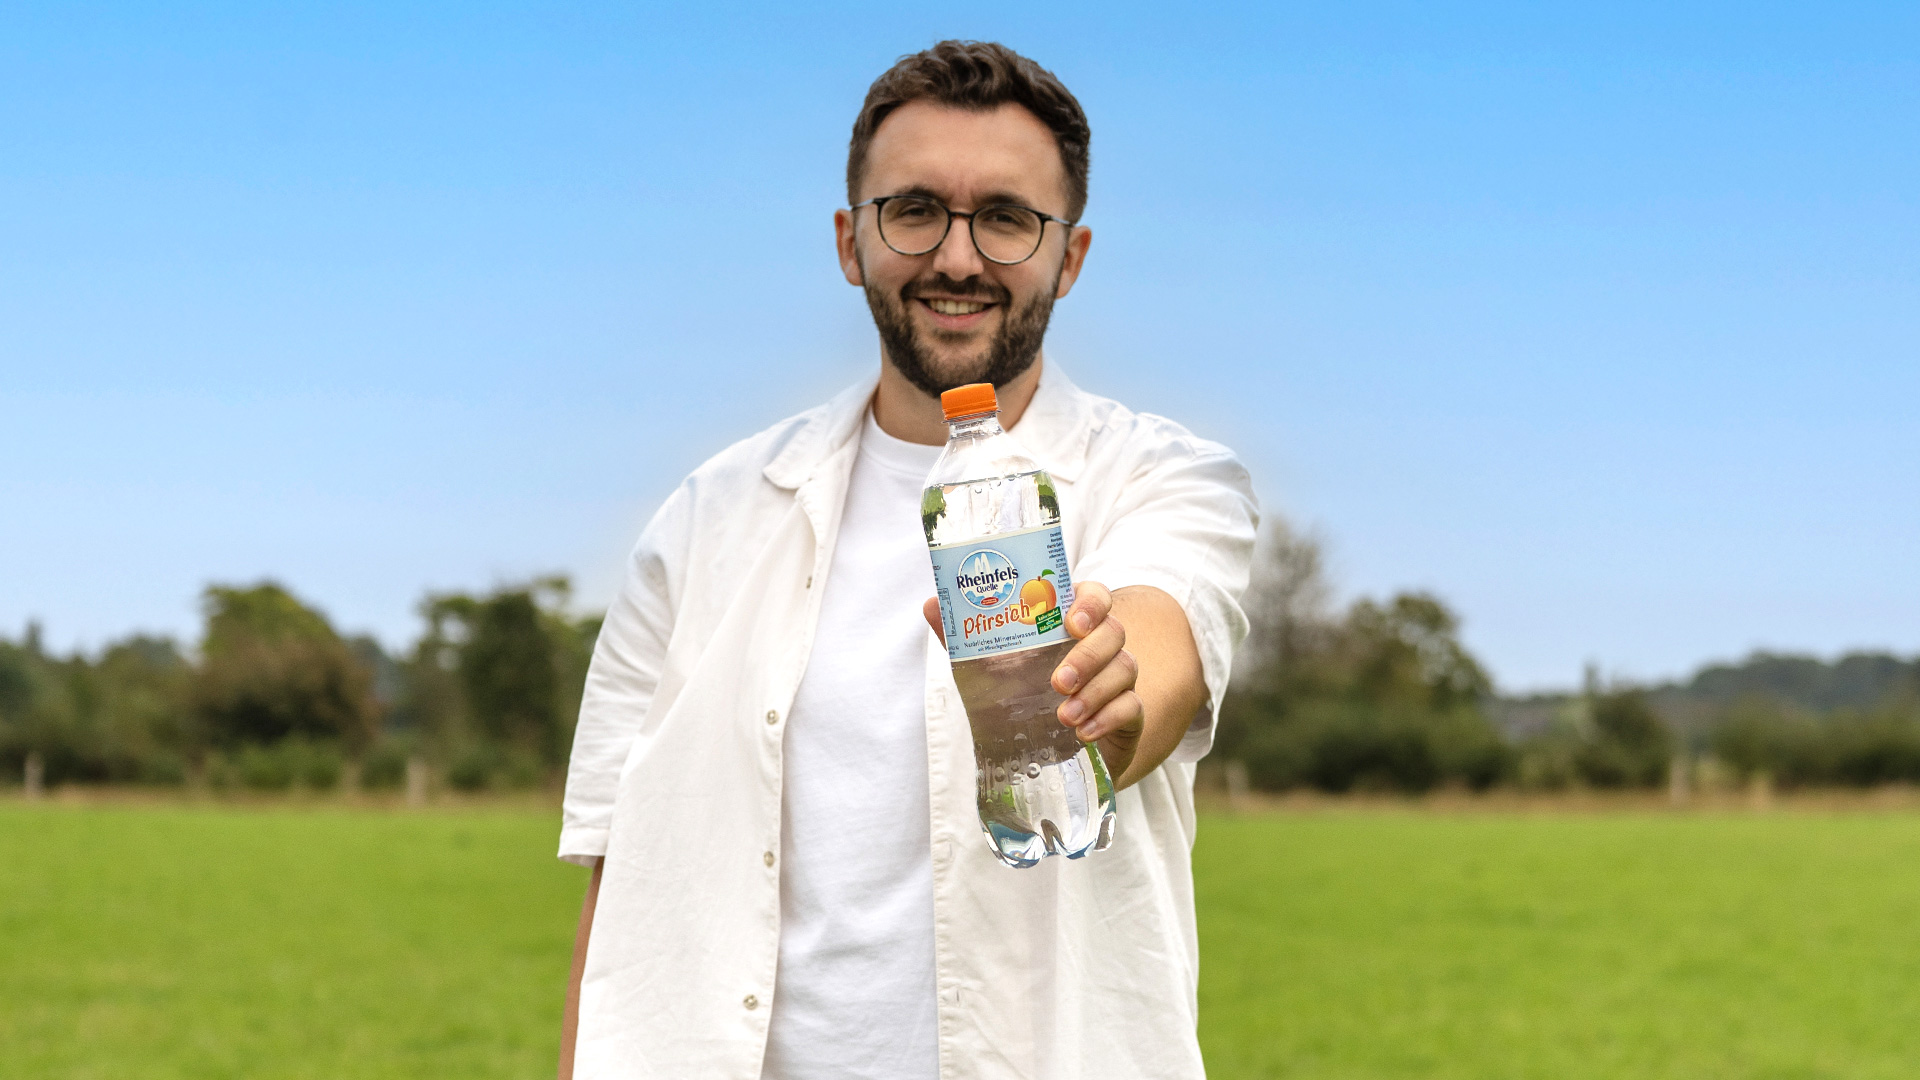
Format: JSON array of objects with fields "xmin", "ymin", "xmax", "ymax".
[{"xmin": 871, "ymin": 354, "xmax": 1044, "ymax": 446}]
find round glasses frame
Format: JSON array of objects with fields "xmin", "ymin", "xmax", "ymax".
[{"xmin": 848, "ymin": 194, "xmax": 1077, "ymax": 266}]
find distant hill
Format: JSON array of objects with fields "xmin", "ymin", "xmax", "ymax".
[
  {"xmin": 1491, "ymin": 651, "xmax": 1920, "ymax": 742},
  {"xmin": 1670, "ymin": 652, "xmax": 1920, "ymax": 712}
]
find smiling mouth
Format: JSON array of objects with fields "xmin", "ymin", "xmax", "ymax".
[{"xmin": 920, "ymin": 298, "xmax": 992, "ymax": 316}]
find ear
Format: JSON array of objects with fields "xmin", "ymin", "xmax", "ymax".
[
  {"xmin": 1053, "ymin": 225, "xmax": 1093, "ymax": 299},
  {"xmin": 835, "ymin": 208, "xmax": 865, "ymax": 287}
]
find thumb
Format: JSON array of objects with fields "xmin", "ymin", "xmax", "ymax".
[{"xmin": 922, "ymin": 596, "xmax": 945, "ymax": 645}]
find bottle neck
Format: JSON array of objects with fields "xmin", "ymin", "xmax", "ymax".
[{"xmin": 944, "ymin": 412, "xmax": 1004, "ymax": 440}]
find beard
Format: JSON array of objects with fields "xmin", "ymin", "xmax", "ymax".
[{"xmin": 865, "ymin": 268, "xmax": 1058, "ymax": 398}]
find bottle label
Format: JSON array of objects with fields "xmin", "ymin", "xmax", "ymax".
[{"xmin": 928, "ymin": 524, "xmax": 1075, "ymax": 661}]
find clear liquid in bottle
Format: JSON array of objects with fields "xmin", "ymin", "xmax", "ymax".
[{"xmin": 922, "ymin": 383, "xmax": 1117, "ymax": 868}]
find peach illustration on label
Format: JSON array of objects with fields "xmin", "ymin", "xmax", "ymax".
[{"xmin": 1015, "ymin": 569, "xmax": 1058, "ymax": 625}]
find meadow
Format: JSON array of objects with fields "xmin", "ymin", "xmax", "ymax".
[{"xmin": 6, "ymin": 800, "xmax": 1919, "ymax": 1079}]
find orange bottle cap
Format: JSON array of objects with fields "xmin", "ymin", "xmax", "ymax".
[{"xmin": 940, "ymin": 383, "xmax": 998, "ymax": 420}]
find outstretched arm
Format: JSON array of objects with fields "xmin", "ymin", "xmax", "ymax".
[{"xmin": 923, "ymin": 581, "xmax": 1206, "ymax": 789}]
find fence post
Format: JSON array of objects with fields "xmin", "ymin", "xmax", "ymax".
[
  {"xmin": 406, "ymin": 755, "xmax": 429, "ymax": 807},
  {"xmin": 1668, "ymin": 754, "xmax": 1690, "ymax": 805},
  {"xmin": 1225, "ymin": 760, "xmax": 1251, "ymax": 812},
  {"xmin": 24, "ymin": 751, "xmax": 44, "ymax": 800}
]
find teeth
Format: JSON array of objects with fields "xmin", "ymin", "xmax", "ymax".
[{"xmin": 928, "ymin": 299, "xmax": 986, "ymax": 315}]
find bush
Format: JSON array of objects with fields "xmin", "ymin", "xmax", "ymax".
[
  {"xmin": 236, "ymin": 744, "xmax": 295, "ymax": 791},
  {"xmin": 497, "ymin": 750, "xmax": 544, "ymax": 790},
  {"xmin": 1573, "ymin": 690, "xmax": 1671, "ymax": 788},
  {"xmin": 360, "ymin": 741, "xmax": 410, "ymax": 790},
  {"xmin": 214, "ymin": 738, "xmax": 343, "ymax": 792},
  {"xmin": 447, "ymin": 745, "xmax": 499, "ymax": 792},
  {"xmin": 1431, "ymin": 711, "xmax": 1513, "ymax": 791},
  {"xmin": 1829, "ymin": 714, "xmax": 1920, "ymax": 785},
  {"xmin": 1238, "ymin": 701, "xmax": 1509, "ymax": 794},
  {"xmin": 139, "ymin": 752, "xmax": 188, "ymax": 786},
  {"xmin": 1713, "ymin": 696, "xmax": 1920, "ymax": 787},
  {"xmin": 292, "ymin": 740, "xmax": 343, "ymax": 790},
  {"xmin": 1515, "ymin": 738, "xmax": 1577, "ymax": 790}
]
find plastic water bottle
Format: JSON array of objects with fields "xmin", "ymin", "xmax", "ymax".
[{"xmin": 923, "ymin": 382, "xmax": 1117, "ymax": 868}]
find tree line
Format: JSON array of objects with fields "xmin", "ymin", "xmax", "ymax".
[
  {"xmin": 0, "ymin": 579, "xmax": 599, "ymax": 793},
  {"xmin": 7, "ymin": 534, "xmax": 1917, "ymax": 796},
  {"xmin": 1218, "ymin": 524, "xmax": 1920, "ymax": 794}
]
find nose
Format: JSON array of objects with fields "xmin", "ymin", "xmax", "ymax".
[{"xmin": 929, "ymin": 211, "xmax": 987, "ymax": 280}]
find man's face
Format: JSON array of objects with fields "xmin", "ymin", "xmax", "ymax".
[{"xmin": 836, "ymin": 101, "xmax": 1091, "ymax": 397}]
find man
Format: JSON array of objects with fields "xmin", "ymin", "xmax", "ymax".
[{"xmin": 558, "ymin": 41, "xmax": 1257, "ymax": 1080}]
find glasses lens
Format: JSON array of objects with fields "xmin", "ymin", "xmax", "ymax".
[
  {"xmin": 972, "ymin": 205, "xmax": 1045, "ymax": 264},
  {"xmin": 878, "ymin": 196, "xmax": 949, "ymax": 255}
]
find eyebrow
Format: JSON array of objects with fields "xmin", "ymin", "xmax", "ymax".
[
  {"xmin": 975, "ymin": 189, "xmax": 1032, "ymax": 208},
  {"xmin": 888, "ymin": 184, "xmax": 1048, "ymax": 211}
]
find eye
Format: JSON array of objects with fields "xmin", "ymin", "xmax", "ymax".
[
  {"xmin": 887, "ymin": 198, "xmax": 941, "ymax": 223},
  {"xmin": 978, "ymin": 206, "xmax": 1040, "ymax": 234}
]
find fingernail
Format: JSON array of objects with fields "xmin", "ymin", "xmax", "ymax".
[
  {"xmin": 1072, "ymin": 612, "xmax": 1091, "ymax": 634},
  {"xmin": 1061, "ymin": 699, "xmax": 1085, "ymax": 722},
  {"xmin": 1054, "ymin": 666, "xmax": 1079, "ymax": 692}
]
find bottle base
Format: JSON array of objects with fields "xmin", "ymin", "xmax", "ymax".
[{"xmin": 977, "ymin": 743, "xmax": 1117, "ymax": 869}]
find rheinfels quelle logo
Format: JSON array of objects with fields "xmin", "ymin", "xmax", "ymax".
[
  {"xmin": 956, "ymin": 549, "xmax": 1020, "ymax": 610},
  {"xmin": 956, "ymin": 550, "xmax": 1064, "ymax": 641}
]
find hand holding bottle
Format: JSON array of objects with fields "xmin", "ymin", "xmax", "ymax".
[{"xmin": 923, "ymin": 579, "xmax": 1143, "ymax": 780}]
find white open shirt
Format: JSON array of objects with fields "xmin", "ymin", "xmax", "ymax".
[{"xmin": 561, "ymin": 361, "xmax": 1258, "ymax": 1080}]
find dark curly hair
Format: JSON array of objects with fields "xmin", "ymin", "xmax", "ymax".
[{"xmin": 847, "ymin": 40, "xmax": 1091, "ymax": 221}]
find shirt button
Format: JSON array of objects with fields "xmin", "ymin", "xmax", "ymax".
[
  {"xmin": 763, "ymin": 850, "xmax": 775, "ymax": 867},
  {"xmin": 743, "ymin": 994, "xmax": 759, "ymax": 1010},
  {"xmin": 765, "ymin": 709, "xmax": 779, "ymax": 725}
]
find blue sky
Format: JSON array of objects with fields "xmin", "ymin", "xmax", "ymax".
[{"xmin": 3, "ymin": 2, "xmax": 1916, "ymax": 691}]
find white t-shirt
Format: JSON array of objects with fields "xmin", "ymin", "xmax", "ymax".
[{"xmin": 762, "ymin": 409, "xmax": 943, "ymax": 1080}]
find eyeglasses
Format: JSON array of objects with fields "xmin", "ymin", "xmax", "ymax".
[{"xmin": 849, "ymin": 194, "xmax": 1076, "ymax": 266}]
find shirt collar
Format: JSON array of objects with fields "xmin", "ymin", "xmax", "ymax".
[
  {"xmin": 1007, "ymin": 359, "xmax": 1092, "ymax": 484},
  {"xmin": 762, "ymin": 356, "xmax": 1092, "ymax": 490}
]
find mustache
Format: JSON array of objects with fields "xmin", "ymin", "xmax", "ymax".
[{"xmin": 900, "ymin": 273, "xmax": 1010, "ymax": 305}]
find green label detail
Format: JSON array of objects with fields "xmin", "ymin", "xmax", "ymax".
[{"xmin": 1035, "ymin": 606, "xmax": 1064, "ymax": 634}]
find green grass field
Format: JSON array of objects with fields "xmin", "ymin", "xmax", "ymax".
[
  {"xmin": 6, "ymin": 802, "xmax": 1920, "ymax": 1079},
  {"xmin": 1, "ymin": 803, "xmax": 582, "ymax": 1080},
  {"xmin": 1195, "ymin": 811, "xmax": 1920, "ymax": 1079}
]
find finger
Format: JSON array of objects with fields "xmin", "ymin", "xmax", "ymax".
[
  {"xmin": 922, "ymin": 596, "xmax": 944, "ymax": 645},
  {"xmin": 1057, "ymin": 647, "xmax": 1138, "ymax": 728},
  {"xmin": 1064, "ymin": 581, "xmax": 1111, "ymax": 639},
  {"xmin": 1051, "ymin": 615, "xmax": 1125, "ymax": 695},
  {"xmin": 1074, "ymin": 689, "xmax": 1144, "ymax": 744}
]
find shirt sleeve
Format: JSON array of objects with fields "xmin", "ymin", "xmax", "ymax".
[
  {"xmin": 558, "ymin": 486, "xmax": 688, "ymax": 866},
  {"xmin": 1072, "ymin": 437, "xmax": 1258, "ymax": 763}
]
